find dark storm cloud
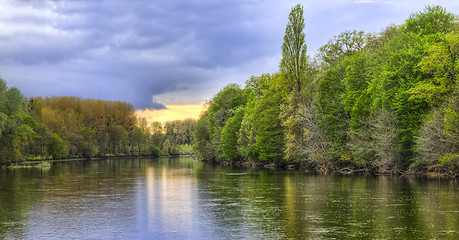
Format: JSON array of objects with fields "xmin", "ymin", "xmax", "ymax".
[
  {"xmin": 0, "ymin": 0, "xmax": 285, "ymax": 109},
  {"xmin": 2, "ymin": 0, "xmax": 458, "ymax": 109}
]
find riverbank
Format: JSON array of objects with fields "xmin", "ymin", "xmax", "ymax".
[
  {"xmin": 0, "ymin": 154, "xmax": 197, "ymax": 168},
  {"xmin": 201, "ymin": 158, "xmax": 458, "ymax": 178},
  {"xmin": 3, "ymin": 154, "xmax": 456, "ymax": 178}
]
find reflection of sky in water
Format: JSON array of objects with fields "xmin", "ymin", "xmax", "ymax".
[
  {"xmin": 145, "ymin": 167, "xmax": 197, "ymax": 237},
  {"xmin": 1, "ymin": 158, "xmax": 458, "ymax": 239}
]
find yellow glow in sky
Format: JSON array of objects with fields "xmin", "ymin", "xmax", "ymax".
[{"xmin": 135, "ymin": 104, "xmax": 206, "ymax": 124}]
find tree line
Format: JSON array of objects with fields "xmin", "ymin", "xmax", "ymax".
[
  {"xmin": 0, "ymin": 87, "xmax": 196, "ymax": 163},
  {"xmin": 193, "ymin": 5, "xmax": 459, "ymax": 173}
]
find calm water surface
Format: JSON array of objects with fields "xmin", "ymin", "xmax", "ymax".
[{"xmin": 0, "ymin": 157, "xmax": 458, "ymax": 239}]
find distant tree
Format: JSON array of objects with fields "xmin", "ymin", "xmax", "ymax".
[
  {"xmin": 130, "ymin": 126, "xmax": 143, "ymax": 155},
  {"xmin": 107, "ymin": 124, "xmax": 127, "ymax": 154},
  {"xmin": 47, "ymin": 132, "xmax": 66, "ymax": 159},
  {"xmin": 151, "ymin": 121, "xmax": 164, "ymax": 148},
  {"xmin": 76, "ymin": 127, "xmax": 98, "ymax": 158}
]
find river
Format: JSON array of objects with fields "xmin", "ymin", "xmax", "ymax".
[{"xmin": 0, "ymin": 157, "xmax": 458, "ymax": 239}]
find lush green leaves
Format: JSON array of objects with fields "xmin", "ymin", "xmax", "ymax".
[
  {"xmin": 280, "ymin": 4, "xmax": 307, "ymax": 92},
  {"xmin": 0, "ymin": 78, "xmax": 29, "ymax": 163},
  {"xmin": 193, "ymin": 5, "xmax": 458, "ymax": 172},
  {"xmin": 405, "ymin": 5, "xmax": 457, "ymax": 35},
  {"xmin": 220, "ymin": 108, "xmax": 245, "ymax": 161}
]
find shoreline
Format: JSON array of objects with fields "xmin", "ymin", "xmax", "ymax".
[
  {"xmin": 201, "ymin": 158, "xmax": 458, "ymax": 178},
  {"xmin": 0, "ymin": 154, "xmax": 196, "ymax": 168},
  {"xmin": 3, "ymin": 155, "xmax": 456, "ymax": 178}
]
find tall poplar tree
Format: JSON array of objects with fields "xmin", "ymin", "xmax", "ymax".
[
  {"xmin": 280, "ymin": 4, "xmax": 307, "ymax": 93},
  {"xmin": 279, "ymin": 4, "xmax": 308, "ymax": 162}
]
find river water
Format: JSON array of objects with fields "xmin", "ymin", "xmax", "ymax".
[{"xmin": 0, "ymin": 157, "xmax": 458, "ymax": 239}]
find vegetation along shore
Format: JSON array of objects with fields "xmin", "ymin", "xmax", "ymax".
[
  {"xmin": 1, "ymin": 5, "xmax": 458, "ymax": 176},
  {"xmin": 0, "ymin": 84, "xmax": 197, "ymax": 164},
  {"xmin": 192, "ymin": 5, "xmax": 458, "ymax": 176}
]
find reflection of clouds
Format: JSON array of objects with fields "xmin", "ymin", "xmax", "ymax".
[{"xmin": 145, "ymin": 166, "xmax": 196, "ymax": 236}]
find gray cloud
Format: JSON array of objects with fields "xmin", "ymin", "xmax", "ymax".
[
  {"xmin": 1, "ymin": 0, "xmax": 458, "ymax": 109},
  {"xmin": 0, "ymin": 0, "xmax": 288, "ymax": 109}
]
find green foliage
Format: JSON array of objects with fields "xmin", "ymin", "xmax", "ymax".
[
  {"xmin": 2, "ymin": 4, "xmax": 458, "ymax": 174},
  {"xmin": 439, "ymin": 153, "xmax": 459, "ymax": 168},
  {"xmin": 193, "ymin": 84, "xmax": 246, "ymax": 160},
  {"xmin": 76, "ymin": 127, "xmax": 98, "ymax": 158},
  {"xmin": 410, "ymin": 33, "xmax": 458, "ymax": 106},
  {"xmin": 0, "ymin": 78, "xmax": 30, "ymax": 163},
  {"xmin": 280, "ymin": 90, "xmax": 306, "ymax": 162},
  {"xmin": 253, "ymin": 76, "xmax": 285, "ymax": 162},
  {"xmin": 280, "ymin": 4, "xmax": 307, "ymax": 92},
  {"xmin": 47, "ymin": 132, "xmax": 66, "ymax": 159},
  {"xmin": 245, "ymin": 74, "xmax": 271, "ymax": 97},
  {"xmin": 149, "ymin": 145, "xmax": 161, "ymax": 157},
  {"xmin": 415, "ymin": 85, "xmax": 458, "ymax": 170},
  {"xmin": 444, "ymin": 108, "xmax": 458, "ymax": 136},
  {"xmin": 374, "ymin": 28, "xmax": 429, "ymax": 162},
  {"xmin": 193, "ymin": 113, "xmax": 214, "ymax": 159},
  {"xmin": 207, "ymin": 83, "xmax": 244, "ymax": 128},
  {"xmin": 319, "ymin": 30, "xmax": 366, "ymax": 66},
  {"xmin": 0, "ymin": 76, "xmax": 198, "ymax": 162},
  {"xmin": 278, "ymin": 3, "xmax": 310, "ymax": 162},
  {"xmin": 405, "ymin": 5, "xmax": 457, "ymax": 35},
  {"xmin": 107, "ymin": 124, "xmax": 128, "ymax": 154},
  {"xmin": 220, "ymin": 108, "xmax": 244, "ymax": 161},
  {"xmin": 237, "ymin": 90, "xmax": 259, "ymax": 160},
  {"xmin": 316, "ymin": 63, "xmax": 350, "ymax": 161},
  {"xmin": 342, "ymin": 52, "xmax": 369, "ymax": 116},
  {"xmin": 192, "ymin": 5, "xmax": 458, "ymax": 173}
]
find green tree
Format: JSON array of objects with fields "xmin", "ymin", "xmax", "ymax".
[
  {"xmin": 410, "ymin": 32, "xmax": 459, "ymax": 106},
  {"xmin": 194, "ymin": 84, "xmax": 245, "ymax": 160},
  {"xmin": 47, "ymin": 132, "xmax": 66, "ymax": 159},
  {"xmin": 280, "ymin": 4, "xmax": 307, "ymax": 92},
  {"xmin": 405, "ymin": 5, "xmax": 457, "ymax": 35},
  {"xmin": 415, "ymin": 83, "xmax": 459, "ymax": 169},
  {"xmin": 220, "ymin": 108, "xmax": 245, "ymax": 161},
  {"xmin": 193, "ymin": 112, "xmax": 215, "ymax": 160},
  {"xmin": 316, "ymin": 63, "xmax": 350, "ymax": 162},
  {"xmin": 279, "ymin": 4, "xmax": 310, "ymax": 162},
  {"xmin": 319, "ymin": 30, "xmax": 366, "ymax": 66},
  {"xmin": 280, "ymin": 90, "xmax": 306, "ymax": 162},
  {"xmin": 76, "ymin": 127, "xmax": 98, "ymax": 158},
  {"xmin": 107, "ymin": 124, "xmax": 128, "ymax": 154},
  {"xmin": 254, "ymin": 75, "xmax": 285, "ymax": 162},
  {"xmin": 151, "ymin": 121, "xmax": 164, "ymax": 148},
  {"xmin": 0, "ymin": 78, "xmax": 32, "ymax": 163},
  {"xmin": 130, "ymin": 126, "xmax": 143, "ymax": 155}
]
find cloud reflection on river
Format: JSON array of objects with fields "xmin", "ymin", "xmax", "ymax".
[{"xmin": 145, "ymin": 166, "xmax": 197, "ymax": 237}]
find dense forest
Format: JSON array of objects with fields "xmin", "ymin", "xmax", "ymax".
[
  {"xmin": 1, "ymin": 5, "xmax": 458, "ymax": 174},
  {"xmin": 0, "ymin": 84, "xmax": 196, "ymax": 163},
  {"xmin": 193, "ymin": 5, "xmax": 459, "ymax": 173}
]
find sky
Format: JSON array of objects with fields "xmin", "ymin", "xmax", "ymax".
[{"xmin": 1, "ymin": 0, "xmax": 458, "ymax": 123}]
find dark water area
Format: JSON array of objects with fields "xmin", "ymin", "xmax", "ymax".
[{"xmin": 0, "ymin": 157, "xmax": 458, "ymax": 239}]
